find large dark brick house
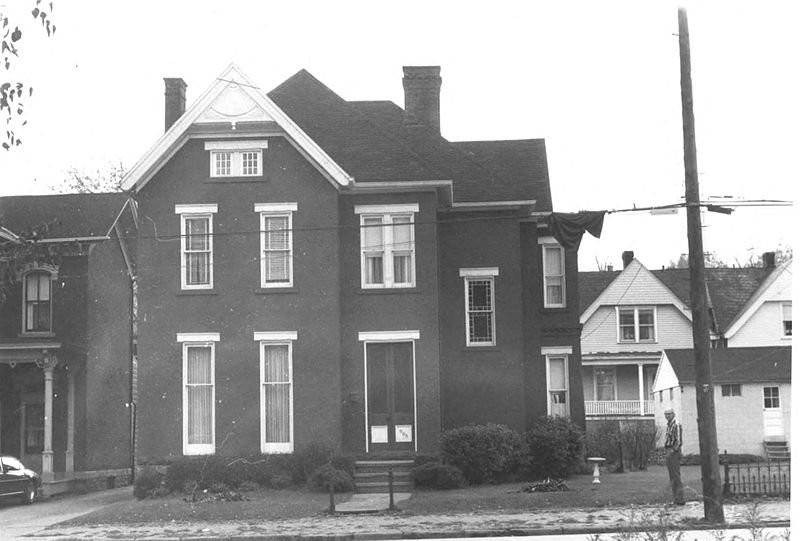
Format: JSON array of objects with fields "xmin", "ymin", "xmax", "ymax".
[
  {"xmin": 0, "ymin": 194, "xmax": 136, "ymax": 493},
  {"xmin": 120, "ymin": 64, "xmax": 585, "ymax": 460}
]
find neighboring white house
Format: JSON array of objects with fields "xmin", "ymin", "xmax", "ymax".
[
  {"xmin": 653, "ymin": 346, "xmax": 791, "ymax": 457},
  {"xmin": 578, "ymin": 251, "xmax": 791, "ymax": 439}
]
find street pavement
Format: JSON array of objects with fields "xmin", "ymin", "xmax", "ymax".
[{"xmin": 2, "ymin": 489, "xmax": 789, "ymax": 541}]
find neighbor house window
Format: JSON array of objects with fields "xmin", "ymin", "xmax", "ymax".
[
  {"xmin": 355, "ymin": 204, "xmax": 418, "ymax": 288},
  {"xmin": 721, "ymin": 384, "xmax": 742, "ymax": 397},
  {"xmin": 460, "ymin": 268, "xmax": 498, "ymax": 346},
  {"xmin": 176, "ymin": 204, "xmax": 218, "ymax": 290},
  {"xmin": 546, "ymin": 356, "xmax": 569, "ymax": 417},
  {"xmin": 255, "ymin": 203, "xmax": 296, "ymax": 288},
  {"xmin": 255, "ymin": 332, "xmax": 297, "ymax": 453},
  {"xmin": 178, "ymin": 333, "xmax": 219, "ymax": 455},
  {"xmin": 763, "ymin": 386, "xmax": 780, "ymax": 409},
  {"xmin": 23, "ymin": 403, "xmax": 44, "ymax": 454},
  {"xmin": 23, "ymin": 270, "xmax": 52, "ymax": 333},
  {"xmin": 542, "ymin": 243, "xmax": 566, "ymax": 308},
  {"xmin": 782, "ymin": 303, "xmax": 792, "ymax": 337},
  {"xmin": 617, "ymin": 307, "xmax": 656, "ymax": 343},
  {"xmin": 205, "ymin": 140, "xmax": 268, "ymax": 178},
  {"xmin": 594, "ymin": 367, "xmax": 616, "ymax": 401}
]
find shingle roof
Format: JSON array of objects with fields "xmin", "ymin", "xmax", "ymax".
[
  {"xmin": 664, "ymin": 346, "xmax": 791, "ymax": 384},
  {"xmin": 0, "ymin": 193, "xmax": 128, "ymax": 240},
  {"xmin": 578, "ymin": 265, "xmax": 773, "ymax": 332},
  {"xmin": 268, "ymin": 70, "xmax": 552, "ymax": 207}
]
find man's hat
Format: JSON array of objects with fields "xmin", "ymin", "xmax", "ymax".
[{"xmin": 664, "ymin": 407, "xmax": 674, "ymax": 414}]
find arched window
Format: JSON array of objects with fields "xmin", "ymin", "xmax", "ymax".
[{"xmin": 23, "ymin": 270, "xmax": 52, "ymax": 333}]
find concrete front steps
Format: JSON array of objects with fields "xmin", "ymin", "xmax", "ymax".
[
  {"xmin": 764, "ymin": 441, "xmax": 790, "ymax": 462},
  {"xmin": 353, "ymin": 459, "xmax": 414, "ymax": 494}
]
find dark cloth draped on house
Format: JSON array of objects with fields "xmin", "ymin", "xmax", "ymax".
[{"xmin": 547, "ymin": 211, "xmax": 606, "ymax": 250}]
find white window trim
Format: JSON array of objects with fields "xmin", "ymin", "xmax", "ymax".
[
  {"xmin": 593, "ymin": 366, "xmax": 618, "ymax": 401},
  {"xmin": 542, "ymin": 243, "xmax": 566, "ymax": 308},
  {"xmin": 545, "ymin": 354, "xmax": 570, "ymax": 416},
  {"xmin": 357, "ymin": 208, "xmax": 417, "ymax": 289},
  {"xmin": 256, "ymin": 204, "xmax": 297, "ymax": 288},
  {"xmin": 781, "ymin": 302, "xmax": 792, "ymax": 338},
  {"xmin": 177, "ymin": 332, "xmax": 220, "ymax": 343},
  {"xmin": 462, "ymin": 270, "xmax": 497, "ymax": 347},
  {"xmin": 176, "ymin": 206, "xmax": 217, "ymax": 290},
  {"xmin": 616, "ymin": 306, "xmax": 658, "ymax": 343},
  {"xmin": 182, "ymin": 341, "xmax": 216, "ymax": 455},
  {"xmin": 541, "ymin": 345, "xmax": 573, "ymax": 355},
  {"xmin": 258, "ymin": 338, "xmax": 295, "ymax": 454},
  {"xmin": 205, "ymin": 141, "xmax": 268, "ymax": 178},
  {"xmin": 21, "ymin": 269, "xmax": 55, "ymax": 336}
]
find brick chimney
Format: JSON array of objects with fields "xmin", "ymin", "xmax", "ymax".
[
  {"xmin": 402, "ymin": 66, "xmax": 442, "ymax": 133},
  {"xmin": 763, "ymin": 251, "xmax": 776, "ymax": 268},
  {"xmin": 622, "ymin": 251, "xmax": 634, "ymax": 268},
  {"xmin": 164, "ymin": 78, "xmax": 187, "ymax": 131}
]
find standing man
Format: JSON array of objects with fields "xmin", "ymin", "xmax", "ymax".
[{"xmin": 664, "ymin": 407, "xmax": 685, "ymax": 505}]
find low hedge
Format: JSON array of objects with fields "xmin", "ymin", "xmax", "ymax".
[
  {"xmin": 440, "ymin": 423, "xmax": 526, "ymax": 484},
  {"xmin": 410, "ymin": 461, "xmax": 466, "ymax": 489}
]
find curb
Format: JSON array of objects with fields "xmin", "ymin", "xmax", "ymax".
[{"xmin": 27, "ymin": 520, "xmax": 791, "ymax": 541}]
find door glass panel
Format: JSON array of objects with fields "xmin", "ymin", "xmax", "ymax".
[
  {"xmin": 367, "ymin": 343, "xmax": 389, "ymax": 415},
  {"xmin": 392, "ymin": 343, "xmax": 414, "ymax": 414}
]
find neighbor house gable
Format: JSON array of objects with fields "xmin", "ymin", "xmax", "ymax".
[
  {"xmin": 652, "ymin": 351, "xmax": 679, "ymax": 392},
  {"xmin": 579, "ymin": 259, "xmax": 692, "ymax": 325},
  {"xmin": 121, "ymin": 64, "xmax": 354, "ymax": 193},
  {"xmin": 724, "ymin": 261, "xmax": 792, "ymax": 339}
]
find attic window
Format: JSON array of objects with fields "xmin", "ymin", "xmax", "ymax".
[{"xmin": 205, "ymin": 140, "xmax": 268, "ymax": 178}]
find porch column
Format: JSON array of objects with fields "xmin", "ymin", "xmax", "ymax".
[
  {"xmin": 66, "ymin": 368, "xmax": 75, "ymax": 472},
  {"xmin": 36, "ymin": 353, "xmax": 58, "ymax": 478},
  {"xmin": 637, "ymin": 362, "xmax": 645, "ymax": 416}
]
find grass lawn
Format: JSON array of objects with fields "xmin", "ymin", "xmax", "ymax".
[{"xmin": 61, "ymin": 466, "xmax": 703, "ymax": 525}]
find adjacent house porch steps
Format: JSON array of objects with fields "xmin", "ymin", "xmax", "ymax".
[
  {"xmin": 353, "ymin": 459, "xmax": 414, "ymax": 494},
  {"xmin": 764, "ymin": 441, "xmax": 790, "ymax": 462}
]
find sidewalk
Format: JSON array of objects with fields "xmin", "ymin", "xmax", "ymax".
[{"xmin": 23, "ymin": 499, "xmax": 790, "ymax": 540}]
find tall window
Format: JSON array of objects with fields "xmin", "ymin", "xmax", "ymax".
[
  {"xmin": 23, "ymin": 403, "xmax": 44, "ymax": 453},
  {"xmin": 547, "ymin": 356, "xmax": 569, "ymax": 417},
  {"xmin": 594, "ymin": 367, "xmax": 616, "ymax": 400},
  {"xmin": 23, "ymin": 270, "xmax": 52, "ymax": 333},
  {"xmin": 180, "ymin": 337, "xmax": 217, "ymax": 455},
  {"xmin": 255, "ymin": 331, "xmax": 297, "ymax": 453},
  {"xmin": 356, "ymin": 204, "xmax": 418, "ymax": 288},
  {"xmin": 782, "ymin": 303, "xmax": 792, "ymax": 337},
  {"xmin": 205, "ymin": 140, "xmax": 268, "ymax": 178},
  {"xmin": 618, "ymin": 307, "xmax": 656, "ymax": 343},
  {"xmin": 256, "ymin": 203, "xmax": 296, "ymax": 288},
  {"xmin": 542, "ymin": 244, "xmax": 566, "ymax": 308},
  {"xmin": 460, "ymin": 268, "xmax": 498, "ymax": 346},
  {"xmin": 176, "ymin": 204, "xmax": 217, "ymax": 290}
]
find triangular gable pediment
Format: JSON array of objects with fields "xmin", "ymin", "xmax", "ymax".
[
  {"xmin": 652, "ymin": 351, "xmax": 679, "ymax": 392},
  {"xmin": 122, "ymin": 64, "xmax": 353, "ymax": 192},
  {"xmin": 580, "ymin": 259, "xmax": 692, "ymax": 324},
  {"xmin": 724, "ymin": 260, "xmax": 793, "ymax": 338}
]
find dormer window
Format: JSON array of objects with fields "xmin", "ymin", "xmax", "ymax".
[
  {"xmin": 205, "ymin": 140, "xmax": 269, "ymax": 178},
  {"xmin": 23, "ymin": 270, "xmax": 53, "ymax": 334}
]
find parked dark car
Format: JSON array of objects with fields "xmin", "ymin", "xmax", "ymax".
[{"xmin": 0, "ymin": 455, "xmax": 40, "ymax": 504}]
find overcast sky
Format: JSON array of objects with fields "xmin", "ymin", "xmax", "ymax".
[{"xmin": 0, "ymin": 0, "xmax": 796, "ymax": 270}]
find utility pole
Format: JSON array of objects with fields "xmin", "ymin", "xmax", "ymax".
[{"xmin": 678, "ymin": 8, "xmax": 724, "ymax": 523}]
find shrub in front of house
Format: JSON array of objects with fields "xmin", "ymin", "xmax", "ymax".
[
  {"xmin": 619, "ymin": 421, "xmax": 660, "ymax": 470},
  {"xmin": 440, "ymin": 423, "xmax": 526, "ymax": 484},
  {"xmin": 585, "ymin": 419, "xmax": 623, "ymax": 470},
  {"xmin": 307, "ymin": 463, "xmax": 355, "ymax": 493},
  {"xmin": 410, "ymin": 461, "xmax": 467, "ymax": 489},
  {"xmin": 133, "ymin": 467, "xmax": 166, "ymax": 499},
  {"xmin": 523, "ymin": 416, "xmax": 585, "ymax": 480}
]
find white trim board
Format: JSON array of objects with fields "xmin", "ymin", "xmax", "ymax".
[{"xmin": 358, "ymin": 330, "xmax": 420, "ymax": 341}]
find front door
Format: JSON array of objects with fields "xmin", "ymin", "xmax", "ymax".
[
  {"xmin": 762, "ymin": 386, "xmax": 784, "ymax": 439},
  {"xmin": 366, "ymin": 342, "xmax": 415, "ymax": 453}
]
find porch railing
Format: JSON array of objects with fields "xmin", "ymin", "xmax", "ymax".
[{"xmin": 585, "ymin": 400, "xmax": 655, "ymax": 416}]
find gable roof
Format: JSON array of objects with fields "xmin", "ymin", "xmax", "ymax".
[
  {"xmin": 124, "ymin": 65, "xmax": 552, "ymax": 208},
  {"xmin": 724, "ymin": 260, "xmax": 792, "ymax": 338},
  {"xmin": 663, "ymin": 346, "xmax": 791, "ymax": 385},
  {"xmin": 0, "ymin": 193, "xmax": 129, "ymax": 241},
  {"xmin": 579, "ymin": 262, "xmax": 775, "ymax": 332}
]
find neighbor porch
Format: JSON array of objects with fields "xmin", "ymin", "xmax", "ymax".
[{"xmin": 582, "ymin": 355, "xmax": 659, "ymax": 418}]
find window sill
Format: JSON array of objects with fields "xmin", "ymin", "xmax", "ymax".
[
  {"xmin": 357, "ymin": 287, "xmax": 422, "ymax": 295},
  {"xmin": 463, "ymin": 346, "xmax": 501, "ymax": 352},
  {"xmin": 541, "ymin": 306, "xmax": 569, "ymax": 313},
  {"xmin": 205, "ymin": 176, "xmax": 267, "ymax": 183},
  {"xmin": 254, "ymin": 287, "xmax": 297, "ymax": 295},
  {"xmin": 19, "ymin": 332, "xmax": 56, "ymax": 339},
  {"xmin": 177, "ymin": 289, "xmax": 218, "ymax": 296}
]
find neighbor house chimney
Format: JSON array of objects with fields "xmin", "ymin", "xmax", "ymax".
[
  {"xmin": 402, "ymin": 66, "xmax": 442, "ymax": 133},
  {"xmin": 622, "ymin": 251, "xmax": 634, "ymax": 268},
  {"xmin": 763, "ymin": 251, "xmax": 776, "ymax": 268},
  {"xmin": 164, "ymin": 78, "xmax": 187, "ymax": 131}
]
